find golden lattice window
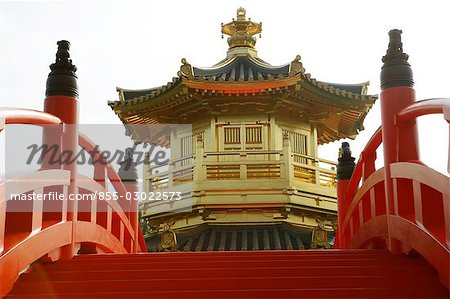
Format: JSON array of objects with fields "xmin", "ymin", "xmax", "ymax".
[
  {"xmin": 180, "ymin": 135, "xmax": 193, "ymax": 158},
  {"xmin": 245, "ymin": 126, "xmax": 262, "ymax": 144},
  {"xmin": 224, "ymin": 127, "xmax": 241, "ymax": 144},
  {"xmin": 284, "ymin": 130, "xmax": 308, "ymax": 163}
]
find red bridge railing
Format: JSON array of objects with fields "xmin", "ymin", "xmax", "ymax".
[
  {"xmin": 0, "ymin": 109, "xmax": 147, "ymax": 296},
  {"xmin": 336, "ymin": 97, "xmax": 450, "ymax": 288},
  {"xmin": 0, "ymin": 41, "xmax": 147, "ymax": 296},
  {"xmin": 337, "ymin": 29, "xmax": 450, "ymax": 289}
]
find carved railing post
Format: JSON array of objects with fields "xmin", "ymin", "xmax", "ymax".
[
  {"xmin": 118, "ymin": 147, "xmax": 139, "ymax": 252},
  {"xmin": 336, "ymin": 142, "xmax": 355, "ymax": 248},
  {"xmin": 143, "ymin": 152, "xmax": 152, "ymax": 193},
  {"xmin": 309, "ymin": 121, "xmax": 321, "ymax": 184},
  {"xmin": 194, "ymin": 134, "xmax": 205, "ymax": 182},
  {"xmin": 43, "ymin": 40, "xmax": 79, "ymax": 259},
  {"xmin": 282, "ymin": 131, "xmax": 293, "ymax": 183},
  {"xmin": 380, "ymin": 29, "xmax": 419, "ymax": 252},
  {"xmin": 240, "ymin": 153, "xmax": 248, "ymax": 179}
]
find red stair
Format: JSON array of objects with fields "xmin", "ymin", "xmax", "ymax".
[{"xmin": 7, "ymin": 249, "xmax": 449, "ymax": 298}]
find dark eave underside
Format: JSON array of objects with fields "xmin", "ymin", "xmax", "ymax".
[{"xmin": 146, "ymin": 224, "xmax": 335, "ymax": 252}]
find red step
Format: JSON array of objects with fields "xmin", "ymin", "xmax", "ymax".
[
  {"xmin": 7, "ymin": 249, "xmax": 449, "ymax": 298},
  {"xmin": 18, "ymin": 265, "xmax": 434, "ymax": 282},
  {"xmin": 39, "ymin": 258, "xmax": 425, "ymax": 272}
]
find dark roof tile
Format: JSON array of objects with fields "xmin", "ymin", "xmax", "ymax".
[{"xmin": 192, "ymin": 56, "xmax": 290, "ymax": 82}]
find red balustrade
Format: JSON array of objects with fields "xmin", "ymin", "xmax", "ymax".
[
  {"xmin": 336, "ymin": 98, "xmax": 450, "ymax": 288},
  {"xmin": 0, "ymin": 109, "xmax": 147, "ymax": 297},
  {"xmin": 337, "ymin": 29, "xmax": 450, "ymax": 289}
]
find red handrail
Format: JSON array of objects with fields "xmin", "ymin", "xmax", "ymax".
[
  {"xmin": 0, "ymin": 108, "xmax": 62, "ymax": 129},
  {"xmin": 345, "ymin": 126, "xmax": 382, "ymax": 200},
  {"xmin": 397, "ymin": 98, "xmax": 450, "ymax": 121},
  {"xmin": 0, "ymin": 108, "xmax": 62, "ymax": 135},
  {"xmin": 78, "ymin": 133, "xmax": 147, "ymax": 251},
  {"xmin": 0, "ymin": 108, "xmax": 147, "ymax": 296},
  {"xmin": 337, "ymin": 98, "xmax": 450, "ymax": 288}
]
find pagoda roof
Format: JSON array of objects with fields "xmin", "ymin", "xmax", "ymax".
[
  {"xmin": 116, "ymin": 79, "xmax": 181, "ymax": 102},
  {"xmin": 108, "ymin": 8, "xmax": 377, "ymax": 144},
  {"xmin": 112, "ymin": 54, "xmax": 373, "ymax": 104}
]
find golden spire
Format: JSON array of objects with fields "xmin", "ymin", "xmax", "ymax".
[{"xmin": 221, "ymin": 7, "xmax": 262, "ymax": 49}]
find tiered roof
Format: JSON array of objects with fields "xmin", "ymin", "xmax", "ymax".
[{"xmin": 108, "ymin": 7, "xmax": 377, "ymax": 144}]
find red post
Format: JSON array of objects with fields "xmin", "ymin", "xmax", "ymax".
[
  {"xmin": 336, "ymin": 142, "xmax": 356, "ymax": 248},
  {"xmin": 43, "ymin": 41, "xmax": 79, "ymax": 259},
  {"xmin": 118, "ymin": 148, "xmax": 140, "ymax": 252},
  {"xmin": 380, "ymin": 30, "xmax": 419, "ymax": 252}
]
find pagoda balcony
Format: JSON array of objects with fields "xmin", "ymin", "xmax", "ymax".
[
  {"xmin": 147, "ymin": 152, "xmax": 336, "ymax": 187},
  {"xmin": 144, "ymin": 135, "xmax": 337, "ymax": 198}
]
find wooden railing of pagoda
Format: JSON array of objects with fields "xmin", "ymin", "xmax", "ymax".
[
  {"xmin": 336, "ymin": 98, "xmax": 450, "ymax": 288},
  {"xmin": 146, "ymin": 140, "xmax": 337, "ymax": 190},
  {"xmin": 0, "ymin": 108, "xmax": 147, "ymax": 296}
]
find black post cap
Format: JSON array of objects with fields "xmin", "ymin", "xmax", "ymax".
[
  {"xmin": 46, "ymin": 40, "xmax": 79, "ymax": 98},
  {"xmin": 380, "ymin": 29, "xmax": 414, "ymax": 90},
  {"xmin": 337, "ymin": 142, "xmax": 356, "ymax": 181},
  {"xmin": 118, "ymin": 147, "xmax": 138, "ymax": 182}
]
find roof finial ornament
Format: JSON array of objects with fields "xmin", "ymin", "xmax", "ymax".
[
  {"xmin": 380, "ymin": 29, "xmax": 414, "ymax": 89},
  {"xmin": 221, "ymin": 7, "xmax": 262, "ymax": 49},
  {"xmin": 236, "ymin": 7, "xmax": 246, "ymax": 20}
]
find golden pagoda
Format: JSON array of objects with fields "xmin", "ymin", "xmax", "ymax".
[{"xmin": 108, "ymin": 7, "xmax": 377, "ymax": 251}]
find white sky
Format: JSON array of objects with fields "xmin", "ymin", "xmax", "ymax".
[{"xmin": 1, "ymin": 0, "xmax": 449, "ymax": 175}]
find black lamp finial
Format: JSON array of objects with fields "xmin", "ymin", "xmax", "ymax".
[
  {"xmin": 380, "ymin": 29, "xmax": 414, "ymax": 90},
  {"xmin": 46, "ymin": 40, "xmax": 79, "ymax": 98}
]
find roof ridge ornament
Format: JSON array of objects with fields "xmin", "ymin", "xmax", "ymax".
[
  {"xmin": 221, "ymin": 7, "xmax": 262, "ymax": 50},
  {"xmin": 289, "ymin": 55, "xmax": 304, "ymax": 76},
  {"xmin": 179, "ymin": 58, "xmax": 193, "ymax": 79}
]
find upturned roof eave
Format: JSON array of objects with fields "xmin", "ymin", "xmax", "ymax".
[{"xmin": 109, "ymin": 64, "xmax": 377, "ymax": 112}]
